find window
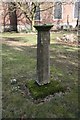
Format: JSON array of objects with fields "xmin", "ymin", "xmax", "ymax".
[
  {"xmin": 74, "ymin": 1, "xmax": 80, "ymax": 18},
  {"xmin": 35, "ymin": 5, "xmax": 40, "ymax": 20},
  {"xmin": 54, "ymin": 2, "xmax": 62, "ymax": 19}
]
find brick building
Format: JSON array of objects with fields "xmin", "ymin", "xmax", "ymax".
[{"xmin": 0, "ymin": 1, "xmax": 80, "ymax": 32}]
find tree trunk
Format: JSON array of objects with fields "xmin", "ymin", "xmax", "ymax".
[
  {"xmin": 3, "ymin": 15, "xmax": 5, "ymax": 32},
  {"xmin": 31, "ymin": 18, "xmax": 35, "ymax": 32},
  {"xmin": 8, "ymin": 3, "xmax": 17, "ymax": 32}
]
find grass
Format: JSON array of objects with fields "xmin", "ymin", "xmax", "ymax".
[
  {"xmin": 1, "ymin": 31, "xmax": 79, "ymax": 118},
  {"xmin": 26, "ymin": 80, "xmax": 66, "ymax": 99}
]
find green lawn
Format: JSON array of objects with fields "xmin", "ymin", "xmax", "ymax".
[{"xmin": 1, "ymin": 32, "xmax": 79, "ymax": 118}]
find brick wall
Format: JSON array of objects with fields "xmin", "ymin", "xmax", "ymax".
[{"xmin": 0, "ymin": 2, "xmax": 77, "ymax": 32}]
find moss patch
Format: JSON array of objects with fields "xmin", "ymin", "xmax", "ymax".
[{"xmin": 26, "ymin": 80, "xmax": 66, "ymax": 99}]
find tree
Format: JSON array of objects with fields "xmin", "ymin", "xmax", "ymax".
[
  {"xmin": 8, "ymin": 2, "xmax": 17, "ymax": 32},
  {"xmin": 16, "ymin": 2, "xmax": 40, "ymax": 31},
  {"xmin": 2, "ymin": 0, "xmax": 80, "ymax": 32}
]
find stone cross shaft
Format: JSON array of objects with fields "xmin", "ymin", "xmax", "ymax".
[{"xmin": 34, "ymin": 25, "xmax": 53, "ymax": 85}]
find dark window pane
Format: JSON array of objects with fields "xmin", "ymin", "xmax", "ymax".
[
  {"xmin": 54, "ymin": 2, "xmax": 62, "ymax": 19},
  {"xmin": 35, "ymin": 6, "xmax": 40, "ymax": 20},
  {"xmin": 74, "ymin": 2, "xmax": 78, "ymax": 18},
  {"xmin": 74, "ymin": 2, "xmax": 80, "ymax": 18}
]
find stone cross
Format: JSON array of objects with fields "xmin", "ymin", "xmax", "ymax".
[{"xmin": 34, "ymin": 25, "xmax": 53, "ymax": 85}]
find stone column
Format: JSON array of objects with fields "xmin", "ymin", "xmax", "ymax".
[{"xmin": 34, "ymin": 25, "xmax": 53, "ymax": 85}]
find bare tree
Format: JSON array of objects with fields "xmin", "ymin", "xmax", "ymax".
[
  {"xmin": 2, "ymin": 1, "xmax": 79, "ymax": 32},
  {"xmin": 15, "ymin": 1, "xmax": 75, "ymax": 31},
  {"xmin": 15, "ymin": 2, "xmax": 38, "ymax": 31},
  {"xmin": 8, "ymin": 2, "xmax": 17, "ymax": 32}
]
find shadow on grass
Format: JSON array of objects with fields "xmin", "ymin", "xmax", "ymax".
[
  {"xmin": 2, "ymin": 37, "xmax": 79, "ymax": 118},
  {"xmin": 2, "ymin": 38, "xmax": 78, "ymax": 88}
]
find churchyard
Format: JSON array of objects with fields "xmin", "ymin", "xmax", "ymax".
[{"xmin": 1, "ymin": 31, "xmax": 79, "ymax": 118}]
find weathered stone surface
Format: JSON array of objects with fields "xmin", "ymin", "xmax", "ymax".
[
  {"xmin": 34, "ymin": 25, "xmax": 53, "ymax": 85},
  {"xmin": 37, "ymin": 31, "xmax": 50, "ymax": 85}
]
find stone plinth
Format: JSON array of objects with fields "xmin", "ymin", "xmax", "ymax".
[{"xmin": 34, "ymin": 25, "xmax": 53, "ymax": 85}]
